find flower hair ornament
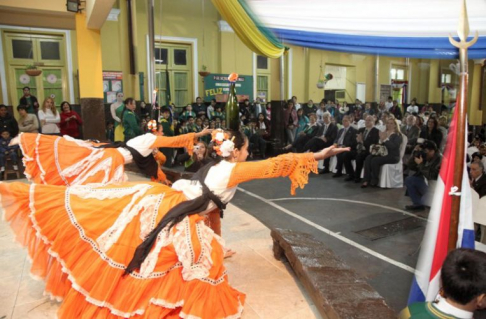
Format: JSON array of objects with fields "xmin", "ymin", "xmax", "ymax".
[
  {"xmin": 147, "ymin": 119, "xmax": 158, "ymax": 132},
  {"xmin": 211, "ymin": 128, "xmax": 235, "ymax": 157}
]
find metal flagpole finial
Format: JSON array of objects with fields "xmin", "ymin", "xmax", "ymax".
[{"xmin": 448, "ymin": 0, "xmax": 478, "ymax": 50}]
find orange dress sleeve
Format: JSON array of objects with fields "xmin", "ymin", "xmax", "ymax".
[
  {"xmin": 149, "ymin": 133, "xmax": 196, "ymax": 155},
  {"xmin": 227, "ymin": 153, "xmax": 318, "ymax": 195}
]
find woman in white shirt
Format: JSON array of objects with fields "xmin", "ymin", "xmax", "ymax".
[{"xmin": 38, "ymin": 97, "xmax": 60, "ymax": 134}]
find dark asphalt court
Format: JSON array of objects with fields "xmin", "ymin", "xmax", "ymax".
[{"xmin": 231, "ymin": 172, "xmax": 426, "ymax": 313}]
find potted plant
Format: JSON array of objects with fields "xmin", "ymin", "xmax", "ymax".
[
  {"xmin": 198, "ymin": 65, "xmax": 210, "ymax": 77},
  {"xmin": 25, "ymin": 65, "xmax": 42, "ymax": 76},
  {"xmin": 316, "ymin": 73, "xmax": 333, "ymax": 89}
]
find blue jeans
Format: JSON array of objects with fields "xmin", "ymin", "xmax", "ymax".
[
  {"xmin": 0, "ymin": 151, "xmax": 18, "ymax": 167},
  {"xmin": 405, "ymin": 175, "xmax": 428, "ymax": 206}
]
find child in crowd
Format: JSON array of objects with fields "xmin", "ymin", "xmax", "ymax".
[
  {"xmin": 0, "ymin": 130, "xmax": 19, "ymax": 172},
  {"xmin": 400, "ymin": 248, "xmax": 486, "ymax": 318},
  {"xmin": 105, "ymin": 121, "xmax": 114, "ymax": 142},
  {"xmin": 179, "ymin": 104, "xmax": 196, "ymax": 121}
]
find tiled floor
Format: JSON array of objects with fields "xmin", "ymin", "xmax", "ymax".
[{"xmin": 0, "ymin": 174, "xmax": 320, "ymax": 319}]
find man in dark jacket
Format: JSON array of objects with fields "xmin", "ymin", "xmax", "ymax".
[
  {"xmin": 0, "ymin": 105, "xmax": 19, "ymax": 137},
  {"xmin": 470, "ymin": 161, "xmax": 486, "ymax": 198},
  {"xmin": 404, "ymin": 140, "xmax": 442, "ymax": 210},
  {"xmin": 333, "ymin": 115, "xmax": 358, "ymax": 178},
  {"xmin": 342, "ymin": 114, "xmax": 380, "ymax": 182},
  {"xmin": 19, "ymin": 87, "xmax": 39, "ymax": 114}
]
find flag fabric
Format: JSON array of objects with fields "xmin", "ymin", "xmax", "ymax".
[{"xmin": 407, "ymin": 106, "xmax": 475, "ymax": 304}]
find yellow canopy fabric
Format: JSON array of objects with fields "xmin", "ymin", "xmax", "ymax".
[{"xmin": 212, "ymin": 0, "xmax": 286, "ymax": 59}]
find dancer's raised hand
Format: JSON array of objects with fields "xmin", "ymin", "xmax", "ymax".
[
  {"xmin": 314, "ymin": 144, "xmax": 350, "ymax": 161},
  {"xmin": 196, "ymin": 127, "xmax": 213, "ymax": 137}
]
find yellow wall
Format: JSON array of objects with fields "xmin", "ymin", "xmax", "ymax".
[{"xmin": 0, "ymin": 0, "xmax": 75, "ymax": 29}]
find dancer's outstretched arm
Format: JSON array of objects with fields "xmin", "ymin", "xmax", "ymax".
[
  {"xmin": 149, "ymin": 128, "xmax": 212, "ymax": 155},
  {"xmin": 228, "ymin": 145, "xmax": 350, "ymax": 195}
]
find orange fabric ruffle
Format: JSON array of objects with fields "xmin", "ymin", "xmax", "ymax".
[
  {"xmin": 228, "ymin": 153, "xmax": 318, "ymax": 195},
  {"xmin": 0, "ymin": 182, "xmax": 245, "ymax": 318},
  {"xmin": 19, "ymin": 133, "xmax": 126, "ymax": 186},
  {"xmin": 150, "ymin": 133, "xmax": 196, "ymax": 156}
]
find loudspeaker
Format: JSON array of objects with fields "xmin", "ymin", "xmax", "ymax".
[{"xmin": 66, "ymin": 0, "xmax": 79, "ymax": 12}]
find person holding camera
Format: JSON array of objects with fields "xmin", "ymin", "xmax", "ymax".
[
  {"xmin": 404, "ymin": 140, "xmax": 442, "ymax": 211},
  {"xmin": 176, "ymin": 141, "xmax": 213, "ymax": 173}
]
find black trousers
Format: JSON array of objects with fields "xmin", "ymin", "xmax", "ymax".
[
  {"xmin": 342, "ymin": 150, "xmax": 370, "ymax": 178},
  {"xmin": 303, "ymin": 137, "xmax": 333, "ymax": 169},
  {"xmin": 292, "ymin": 134, "xmax": 313, "ymax": 153},
  {"xmin": 363, "ymin": 154, "xmax": 400, "ymax": 184},
  {"xmin": 249, "ymin": 134, "xmax": 267, "ymax": 157}
]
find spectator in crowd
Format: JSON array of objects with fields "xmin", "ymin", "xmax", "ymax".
[
  {"xmin": 385, "ymin": 96, "xmax": 393, "ymax": 110},
  {"xmin": 122, "ymin": 97, "xmax": 142, "ymax": 142},
  {"xmin": 376, "ymin": 111, "xmax": 392, "ymax": 132},
  {"xmin": 302, "ymin": 112, "xmax": 338, "ymax": 173},
  {"xmin": 339, "ymin": 101, "xmax": 349, "ymax": 117},
  {"xmin": 407, "ymin": 99, "xmax": 419, "ymax": 114},
  {"xmin": 17, "ymin": 105, "xmax": 39, "ymax": 133},
  {"xmin": 420, "ymin": 117, "xmax": 443, "ymax": 150},
  {"xmin": 60, "ymin": 101, "xmax": 83, "ymax": 138},
  {"xmin": 244, "ymin": 118, "xmax": 267, "ymax": 159},
  {"xmin": 363, "ymin": 102, "xmax": 375, "ymax": 117},
  {"xmin": 292, "ymin": 96, "xmax": 301, "ymax": 111},
  {"xmin": 139, "ymin": 101, "xmax": 152, "ymax": 118},
  {"xmin": 252, "ymin": 98, "xmax": 266, "ymax": 119},
  {"xmin": 404, "ymin": 140, "xmax": 442, "ymax": 210},
  {"xmin": 303, "ymin": 99, "xmax": 317, "ymax": 116},
  {"xmin": 296, "ymin": 108, "xmax": 309, "ymax": 135},
  {"xmin": 401, "ymin": 114, "xmax": 420, "ymax": 154},
  {"xmin": 239, "ymin": 99, "xmax": 251, "ymax": 120},
  {"xmin": 19, "ymin": 86, "xmax": 39, "ymax": 114},
  {"xmin": 362, "ymin": 118, "xmax": 403, "ymax": 188},
  {"xmin": 180, "ymin": 104, "xmax": 196, "ymax": 121},
  {"xmin": 420, "ymin": 101, "xmax": 430, "ymax": 114},
  {"xmin": 333, "ymin": 115, "xmax": 358, "ymax": 178},
  {"xmin": 0, "ymin": 105, "xmax": 19, "ymax": 138},
  {"xmin": 437, "ymin": 115, "xmax": 449, "ymax": 152},
  {"xmin": 176, "ymin": 141, "xmax": 213, "ymax": 173},
  {"xmin": 192, "ymin": 97, "xmax": 206, "ymax": 118},
  {"xmin": 470, "ymin": 161, "xmax": 486, "ymax": 198},
  {"xmin": 159, "ymin": 107, "xmax": 174, "ymax": 137},
  {"xmin": 415, "ymin": 115, "xmax": 425, "ymax": 131},
  {"xmin": 282, "ymin": 113, "xmax": 319, "ymax": 153},
  {"xmin": 342, "ymin": 114, "xmax": 380, "ymax": 182},
  {"xmin": 194, "ymin": 117, "xmax": 203, "ymax": 132},
  {"xmin": 105, "ymin": 121, "xmax": 114, "ymax": 142},
  {"xmin": 207, "ymin": 99, "xmax": 217, "ymax": 120},
  {"xmin": 265, "ymin": 102, "xmax": 271, "ymax": 121},
  {"xmin": 389, "ymin": 100, "xmax": 403, "ymax": 120},
  {"xmin": 256, "ymin": 112, "xmax": 271, "ymax": 139},
  {"xmin": 327, "ymin": 100, "xmax": 338, "ymax": 119},
  {"xmin": 38, "ymin": 98, "xmax": 60, "ymax": 135},
  {"xmin": 284, "ymin": 100, "xmax": 298, "ymax": 144},
  {"xmin": 400, "ymin": 248, "xmax": 486, "ymax": 319},
  {"xmin": 316, "ymin": 101, "xmax": 326, "ymax": 125},
  {"xmin": 212, "ymin": 105, "xmax": 225, "ymax": 121},
  {"xmin": 0, "ymin": 129, "xmax": 19, "ymax": 172}
]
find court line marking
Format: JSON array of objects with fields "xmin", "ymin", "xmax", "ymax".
[
  {"xmin": 268, "ymin": 197, "xmax": 428, "ymax": 221},
  {"xmin": 237, "ymin": 187, "xmax": 416, "ymax": 274}
]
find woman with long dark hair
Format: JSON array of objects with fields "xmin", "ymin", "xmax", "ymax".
[
  {"xmin": 420, "ymin": 117, "xmax": 442, "ymax": 149},
  {"xmin": 1, "ymin": 129, "xmax": 348, "ymax": 318}
]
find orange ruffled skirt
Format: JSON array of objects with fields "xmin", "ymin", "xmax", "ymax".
[
  {"xmin": 0, "ymin": 181, "xmax": 245, "ymax": 318},
  {"xmin": 19, "ymin": 133, "xmax": 126, "ymax": 186}
]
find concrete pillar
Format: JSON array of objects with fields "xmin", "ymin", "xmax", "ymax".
[
  {"xmin": 470, "ymin": 59, "xmax": 485, "ymax": 125},
  {"xmin": 75, "ymin": 13, "xmax": 105, "ymax": 140}
]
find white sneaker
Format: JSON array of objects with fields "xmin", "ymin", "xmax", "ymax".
[
  {"xmin": 0, "ymin": 167, "xmax": 4, "ymax": 172},
  {"xmin": 13, "ymin": 164, "xmax": 18, "ymax": 171}
]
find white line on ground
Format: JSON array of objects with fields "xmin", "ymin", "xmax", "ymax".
[
  {"xmin": 237, "ymin": 187, "xmax": 416, "ymax": 274},
  {"xmin": 268, "ymin": 197, "xmax": 428, "ymax": 221}
]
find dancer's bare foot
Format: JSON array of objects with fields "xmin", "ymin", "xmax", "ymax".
[{"xmin": 224, "ymin": 248, "xmax": 236, "ymax": 259}]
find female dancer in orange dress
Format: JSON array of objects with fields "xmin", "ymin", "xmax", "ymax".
[
  {"xmin": 0, "ymin": 130, "xmax": 348, "ymax": 318},
  {"xmin": 10, "ymin": 127, "xmax": 211, "ymax": 186}
]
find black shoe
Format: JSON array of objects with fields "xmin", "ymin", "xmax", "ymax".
[
  {"xmin": 354, "ymin": 178, "xmax": 362, "ymax": 183},
  {"xmin": 332, "ymin": 173, "xmax": 343, "ymax": 178},
  {"xmin": 319, "ymin": 169, "xmax": 330, "ymax": 175},
  {"xmin": 405, "ymin": 205, "xmax": 425, "ymax": 211},
  {"xmin": 344, "ymin": 176, "xmax": 355, "ymax": 182}
]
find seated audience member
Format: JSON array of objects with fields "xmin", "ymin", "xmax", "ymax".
[
  {"xmin": 389, "ymin": 100, "xmax": 403, "ymax": 120},
  {"xmin": 60, "ymin": 101, "xmax": 83, "ymax": 138},
  {"xmin": 296, "ymin": 108, "xmax": 310, "ymax": 135},
  {"xmin": 470, "ymin": 161, "xmax": 486, "ymax": 198},
  {"xmin": 438, "ymin": 116, "xmax": 449, "ymax": 152},
  {"xmin": 282, "ymin": 113, "xmax": 319, "ymax": 153},
  {"xmin": 240, "ymin": 99, "xmax": 252, "ymax": 119},
  {"xmin": 404, "ymin": 140, "xmax": 442, "ymax": 210},
  {"xmin": 415, "ymin": 115, "xmax": 424, "ymax": 131},
  {"xmin": 363, "ymin": 102, "xmax": 375, "ymax": 117},
  {"xmin": 284, "ymin": 100, "xmax": 298, "ymax": 144},
  {"xmin": 0, "ymin": 129, "xmax": 19, "ymax": 172},
  {"xmin": 333, "ymin": 115, "xmax": 358, "ymax": 178},
  {"xmin": 0, "ymin": 104, "xmax": 19, "ymax": 138},
  {"xmin": 176, "ymin": 141, "xmax": 213, "ymax": 173},
  {"xmin": 421, "ymin": 117, "xmax": 443, "ymax": 150},
  {"xmin": 339, "ymin": 101, "xmax": 349, "ymax": 116},
  {"xmin": 180, "ymin": 104, "xmax": 196, "ymax": 121},
  {"xmin": 385, "ymin": 96, "xmax": 393, "ymax": 110},
  {"xmin": 244, "ymin": 118, "xmax": 267, "ymax": 159},
  {"xmin": 316, "ymin": 102, "xmax": 326, "ymax": 125},
  {"xmin": 400, "ymin": 248, "xmax": 486, "ymax": 319},
  {"xmin": 342, "ymin": 115, "xmax": 380, "ymax": 182},
  {"xmin": 212, "ymin": 105, "xmax": 225, "ymax": 121},
  {"xmin": 362, "ymin": 118, "xmax": 403, "ymax": 188},
  {"xmin": 376, "ymin": 111, "xmax": 392, "ymax": 132},
  {"xmin": 192, "ymin": 97, "xmax": 206, "ymax": 118},
  {"xmin": 265, "ymin": 102, "xmax": 271, "ymax": 121},
  {"xmin": 406, "ymin": 99, "xmax": 419, "ymax": 114},
  {"xmin": 251, "ymin": 98, "xmax": 265, "ymax": 119},
  {"xmin": 256, "ymin": 112, "xmax": 271, "ymax": 139},
  {"xmin": 303, "ymin": 99, "xmax": 317, "ymax": 116},
  {"xmin": 401, "ymin": 115, "xmax": 420, "ymax": 153},
  {"xmin": 17, "ymin": 105, "xmax": 39, "ymax": 133},
  {"xmin": 301, "ymin": 112, "xmax": 337, "ymax": 173}
]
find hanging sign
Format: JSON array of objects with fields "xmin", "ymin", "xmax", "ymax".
[{"xmin": 203, "ymin": 74, "xmax": 253, "ymax": 102}]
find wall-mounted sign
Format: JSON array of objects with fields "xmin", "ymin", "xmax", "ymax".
[{"xmin": 203, "ymin": 74, "xmax": 253, "ymax": 102}]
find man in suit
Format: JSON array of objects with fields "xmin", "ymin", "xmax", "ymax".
[
  {"xmin": 401, "ymin": 115, "xmax": 420, "ymax": 154},
  {"xmin": 301, "ymin": 112, "xmax": 337, "ymax": 173},
  {"xmin": 471, "ymin": 161, "xmax": 486, "ymax": 198},
  {"xmin": 333, "ymin": 116, "xmax": 358, "ymax": 178},
  {"xmin": 342, "ymin": 114, "xmax": 380, "ymax": 182}
]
